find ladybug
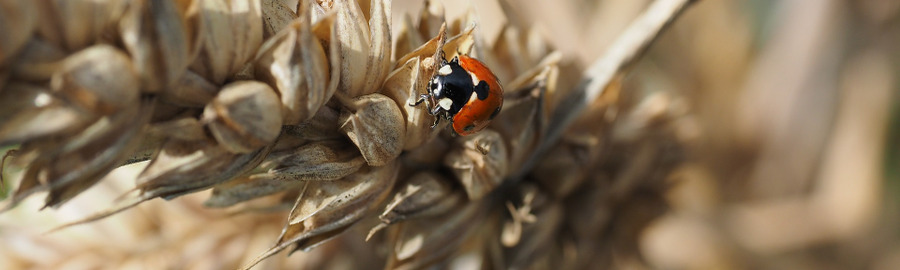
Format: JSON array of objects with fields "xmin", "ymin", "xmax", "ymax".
[{"xmin": 412, "ymin": 55, "xmax": 503, "ymax": 136}]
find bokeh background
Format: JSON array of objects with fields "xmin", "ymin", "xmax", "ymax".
[{"xmin": 2, "ymin": 0, "xmax": 899, "ymax": 269}]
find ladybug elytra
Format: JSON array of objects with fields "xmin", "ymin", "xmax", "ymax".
[{"xmin": 412, "ymin": 55, "xmax": 503, "ymax": 136}]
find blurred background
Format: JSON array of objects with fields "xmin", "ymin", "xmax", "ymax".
[
  {"xmin": 455, "ymin": 0, "xmax": 898, "ymax": 268},
  {"xmin": 2, "ymin": 0, "xmax": 899, "ymax": 269},
  {"xmin": 578, "ymin": 0, "xmax": 900, "ymax": 269}
]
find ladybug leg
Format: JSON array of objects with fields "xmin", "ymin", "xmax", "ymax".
[
  {"xmin": 411, "ymin": 94, "xmax": 430, "ymax": 106},
  {"xmin": 430, "ymin": 115, "xmax": 441, "ymax": 129},
  {"xmin": 430, "ymin": 104, "xmax": 443, "ymax": 116}
]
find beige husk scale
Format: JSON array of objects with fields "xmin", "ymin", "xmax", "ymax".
[{"xmin": 0, "ymin": 0, "xmax": 695, "ymax": 269}]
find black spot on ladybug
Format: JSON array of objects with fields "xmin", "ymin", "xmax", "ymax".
[
  {"xmin": 464, "ymin": 124, "xmax": 475, "ymax": 132},
  {"xmin": 474, "ymin": 81, "xmax": 490, "ymax": 100},
  {"xmin": 489, "ymin": 106, "xmax": 501, "ymax": 120}
]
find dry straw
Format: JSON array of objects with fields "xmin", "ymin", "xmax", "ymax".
[{"xmin": 0, "ymin": 0, "xmax": 696, "ymax": 268}]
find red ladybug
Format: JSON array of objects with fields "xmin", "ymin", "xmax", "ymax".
[{"xmin": 413, "ymin": 55, "xmax": 503, "ymax": 136}]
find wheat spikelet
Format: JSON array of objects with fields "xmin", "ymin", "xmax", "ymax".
[{"xmin": 0, "ymin": 0, "xmax": 698, "ymax": 269}]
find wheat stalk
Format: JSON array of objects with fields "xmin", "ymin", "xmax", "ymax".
[{"xmin": 0, "ymin": 0, "xmax": 697, "ymax": 269}]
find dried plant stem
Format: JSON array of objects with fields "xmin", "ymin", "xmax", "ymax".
[
  {"xmin": 509, "ymin": 0, "xmax": 698, "ymax": 181},
  {"xmin": 45, "ymin": 190, "xmax": 152, "ymax": 234}
]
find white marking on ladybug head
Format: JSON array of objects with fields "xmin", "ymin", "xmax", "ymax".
[
  {"xmin": 430, "ymin": 78, "xmax": 442, "ymax": 96},
  {"xmin": 438, "ymin": 65, "xmax": 452, "ymax": 76},
  {"xmin": 438, "ymin": 98, "xmax": 453, "ymax": 110}
]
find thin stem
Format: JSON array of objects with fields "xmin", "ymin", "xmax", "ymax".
[{"xmin": 508, "ymin": 0, "xmax": 699, "ymax": 181}]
